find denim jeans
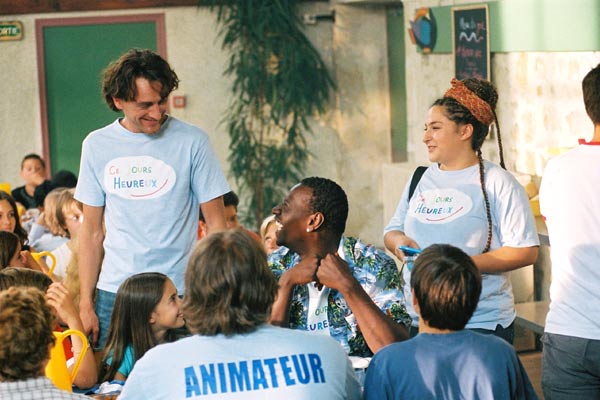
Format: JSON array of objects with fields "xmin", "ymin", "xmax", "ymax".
[
  {"xmin": 95, "ymin": 289, "xmax": 117, "ymax": 350},
  {"xmin": 542, "ymin": 332, "xmax": 600, "ymax": 400}
]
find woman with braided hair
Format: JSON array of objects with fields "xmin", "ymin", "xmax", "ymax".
[{"xmin": 384, "ymin": 78, "xmax": 539, "ymax": 343}]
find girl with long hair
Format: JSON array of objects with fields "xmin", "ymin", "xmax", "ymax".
[
  {"xmin": 102, "ymin": 272, "xmax": 185, "ymax": 381},
  {"xmin": 384, "ymin": 78, "xmax": 539, "ymax": 343}
]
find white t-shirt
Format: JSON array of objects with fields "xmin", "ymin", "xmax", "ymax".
[
  {"xmin": 385, "ymin": 161, "xmax": 539, "ymax": 330},
  {"xmin": 540, "ymin": 143, "xmax": 600, "ymax": 339},
  {"xmin": 119, "ymin": 325, "xmax": 361, "ymax": 400},
  {"xmin": 75, "ymin": 117, "xmax": 230, "ymax": 293},
  {"xmin": 50, "ymin": 241, "xmax": 71, "ymax": 281}
]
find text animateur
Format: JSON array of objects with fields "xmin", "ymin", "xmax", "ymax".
[{"xmin": 184, "ymin": 353, "xmax": 326, "ymax": 398}]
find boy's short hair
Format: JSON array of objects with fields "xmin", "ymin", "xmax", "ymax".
[
  {"xmin": 183, "ymin": 229, "xmax": 278, "ymax": 336},
  {"xmin": 102, "ymin": 48, "xmax": 179, "ymax": 112},
  {"xmin": 583, "ymin": 63, "xmax": 600, "ymax": 124},
  {"xmin": 411, "ymin": 244, "xmax": 482, "ymax": 331},
  {"xmin": 0, "ymin": 267, "xmax": 53, "ymax": 292},
  {"xmin": 223, "ymin": 191, "xmax": 239, "ymax": 209},
  {"xmin": 21, "ymin": 153, "xmax": 45, "ymax": 170},
  {"xmin": 0, "ymin": 286, "xmax": 56, "ymax": 381}
]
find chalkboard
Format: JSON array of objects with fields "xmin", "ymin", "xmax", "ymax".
[{"xmin": 452, "ymin": 5, "xmax": 490, "ymax": 80}]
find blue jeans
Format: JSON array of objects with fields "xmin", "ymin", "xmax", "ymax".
[
  {"xmin": 95, "ymin": 289, "xmax": 117, "ymax": 350},
  {"xmin": 542, "ymin": 332, "xmax": 600, "ymax": 399}
]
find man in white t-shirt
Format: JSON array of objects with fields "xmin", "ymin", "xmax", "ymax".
[
  {"xmin": 120, "ymin": 229, "xmax": 360, "ymax": 400},
  {"xmin": 539, "ymin": 63, "xmax": 600, "ymax": 399},
  {"xmin": 75, "ymin": 49, "xmax": 229, "ymax": 348}
]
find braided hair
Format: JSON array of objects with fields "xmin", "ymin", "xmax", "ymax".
[{"xmin": 432, "ymin": 79, "xmax": 505, "ymax": 253}]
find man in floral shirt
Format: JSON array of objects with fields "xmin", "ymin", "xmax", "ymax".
[{"xmin": 268, "ymin": 177, "xmax": 411, "ymax": 357}]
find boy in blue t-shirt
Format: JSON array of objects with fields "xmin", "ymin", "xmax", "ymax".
[{"xmin": 363, "ymin": 244, "xmax": 538, "ymax": 400}]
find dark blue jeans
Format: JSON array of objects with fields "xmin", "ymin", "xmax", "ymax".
[
  {"xmin": 542, "ymin": 332, "xmax": 600, "ymax": 400},
  {"xmin": 94, "ymin": 289, "xmax": 117, "ymax": 350}
]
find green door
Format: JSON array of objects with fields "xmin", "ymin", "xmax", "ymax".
[{"xmin": 39, "ymin": 16, "xmax": 163, "ymax": 175}]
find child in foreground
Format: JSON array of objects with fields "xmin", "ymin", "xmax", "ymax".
[
  {"xmin": 363, "ymin": 244, "xmax": 538, "ymax": 400},
  {"xmin": 101, "ymin": 272, "xmax": 185, "ymax": 382}
]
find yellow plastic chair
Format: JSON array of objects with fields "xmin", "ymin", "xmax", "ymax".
[
  {"xmin": 0, "ymin": 182, "xmax": 11, "ymax": 194},
  {"xmin": 45, "ymin": 329, "xmax": 89, "ymax": 392},
  {"xmin": 32, "ymin": 251, "xmax": 57, "ymax": 277}
]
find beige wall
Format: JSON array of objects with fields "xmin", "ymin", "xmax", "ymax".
[{"xmin": 1, "ymin": 1, "xmax": 599, "ymax": 248}]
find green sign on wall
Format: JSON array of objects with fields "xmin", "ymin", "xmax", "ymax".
[{"xmin": 0, "ymin": 21, "xmax": 23, "ymax": 41}]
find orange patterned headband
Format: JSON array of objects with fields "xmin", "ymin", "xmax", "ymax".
[{"xmin": 443, "ymin": 78, "xmax": 495, "ymax": 125}]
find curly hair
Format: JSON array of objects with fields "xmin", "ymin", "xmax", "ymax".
[
  {"xmin": 300, "ymin": 177, "xmax": 348, "ymax": 236},
  {"xmin": 0, "ymin": 286, "xmax": 56, "ymax": 381},
  {"xmin": 183, "ymin": 229, "xmax": 278, "ymax": 336},
  {"xmin": 102, "ymin": 48, "xmax": 179, "ymax": 112},
  {"xmin": 432, "ymin": 79, "xmax": 504, "ymax": 253},
  {"xmin": 411, "ymin": 244, "xmax": 481, "ymax": 331}
]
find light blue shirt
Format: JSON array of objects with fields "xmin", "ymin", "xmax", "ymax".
[
  {"xmin": 385, "ymin": 161, "xmax": 539, "ymax": 330},
  {"xmin": 75, "ymin": 117, "xmax": 229, "ymax": 293}
]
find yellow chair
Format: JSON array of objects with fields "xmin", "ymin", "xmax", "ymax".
[
  {"xmin": 31, "ymin": 251, "xmax": 57, "ymax": 277},
  {"xmin": 45, "ymin": 329, "xmax": 89, "ymax": 392},
  {"xmin": 0, "ymin": 182, "xmax": 11, "ymax": 194}
]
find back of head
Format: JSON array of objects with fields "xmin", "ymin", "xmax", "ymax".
[
  {"xmin": 51, "ymin": 170, "xmax": 78, "ymax": 188},
  {"xmin": 55, "ymin": 188, "xmax": 82, "ymax": 238},
  {"xmin": 0, "ymin": 286, "xmax": 55, "ymax": 381},
  {"xmin": 42, "ymin": 187, "xmax": 68, "ymax": 236},
  {"xmin": 583, "ymin": 63, "xmax": 600, "ymax": 124},
  {"xmin": 183, "ymin": 229, "xmax": 278, "ymax": 336},
  {"xmin": 0, "ymin": 231, "xmax": 20, "ymax": 269},
  {"xmin": 411, "ymin": 244, "xmax": 482, "ymax": 331},
  {"xmin": 102, "ymin": 48, "xmax": 179, "ymax": 112},
  {"xmin": 0, "ymin": 267, "xmax": 52, "ymax": 292},
  {"xmin": 223, "ymin": 191, "xmax": 239, "ymax": 208},
  {"xmin": 300, "ymin": 177, "xmax": 348, "ymax": 236}
]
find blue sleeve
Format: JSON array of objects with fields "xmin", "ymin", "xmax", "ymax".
[
  {"xmin": 117, "ymin": 346, "xmax": 135, "ymax": 378},
  {"xmin": 74, "ymin": 136, "xmax": 106, "ymax": 207},
  {"xmin": 383, "ymin": 179, "xmax": 411, "ymax": 234}
]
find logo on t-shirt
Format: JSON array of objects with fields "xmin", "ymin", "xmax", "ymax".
[
  {"xmin": 411, "ymin": 188, "xmax": 472, "ymax": 223},
  {"xmin": 104, "ymin": 156, "xmax": 176, "ymax": 200}
]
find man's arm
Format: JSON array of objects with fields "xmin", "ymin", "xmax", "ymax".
[
  {"xmin": 200, "ymin": 196, "xmax": 227, "ymax": 235},
  {"xmin": 78, "ymin": 204, "xmax": 105, "ymax": 345},
  {"xmin": 317, "ymin": 254, "xmax": 409, "ymax": 353}
]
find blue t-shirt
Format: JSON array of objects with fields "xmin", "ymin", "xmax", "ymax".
[
  {"xmin": 106, "ymin": 345, "xmax": 135, "ymax": 378},
  {"xmin": 75, "ymin": 117, "xmax": 229, "ymax": 293},
  {"xmin": 363, "ymin": 330, "xmax": 538, "ymax": 399}
]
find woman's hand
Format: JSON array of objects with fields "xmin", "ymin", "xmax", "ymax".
[{"xmin": 384, "ymin": 231, "xmax": 419, "ymax": 262}]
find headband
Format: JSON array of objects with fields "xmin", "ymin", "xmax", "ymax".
[{"xmin": 443, "ymin": 78, "xmax": 495, "ymax": 125}]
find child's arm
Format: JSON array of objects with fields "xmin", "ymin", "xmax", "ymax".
[{"xmin": 46, "ymin": 282, "xmax": 98, "ymax": 389}]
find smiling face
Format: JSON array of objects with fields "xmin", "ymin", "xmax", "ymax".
[
  {"xmin": 113, "ymin": 77, "xmax": 168, "ymax": 135},
  {"xmin": 272, "ymin": 184, "xmax": 314, "ymax": 250},
  {"xmin": 0, "ymin": 200, "xmax": 16, "ymax": 233},
  {"xmin": 423, "ymin": 105, "xmax": 472, "ymax": 169},
  {"xmin": 150, "ymin": 278, "xmax": 185, "ymax": 341}
]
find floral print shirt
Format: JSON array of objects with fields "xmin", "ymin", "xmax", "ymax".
[{"xmin": 268, "ymin": 236, "xmax": 411, "ymax": 357}]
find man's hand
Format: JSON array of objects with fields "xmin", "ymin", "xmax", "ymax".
[
  {"xmin": 315, "ymin": 253, "xmax": 356, "ymax": 292},
  {"xmin": 281, "ymin": 255, "xmax": 321, "ymax": 288},
  {"xmin": 79, "ymin": 301, "xmax": 99, "ymax": 346}
]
